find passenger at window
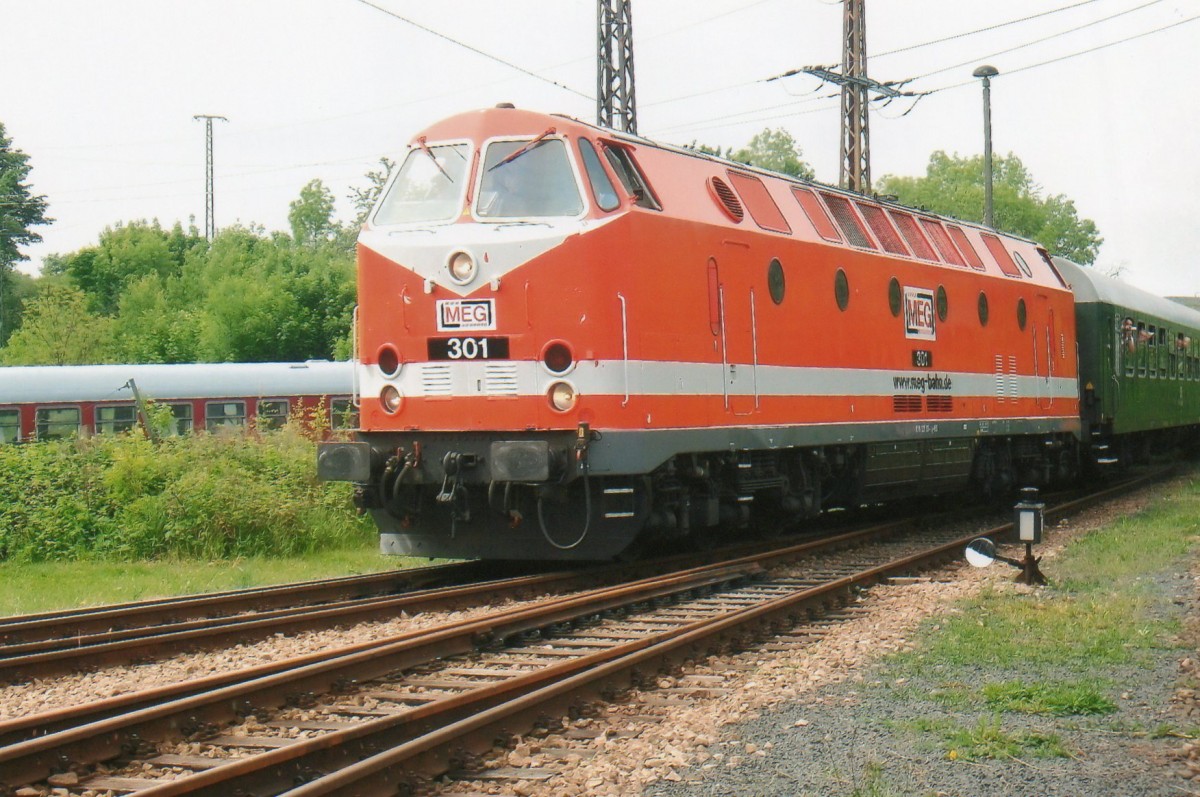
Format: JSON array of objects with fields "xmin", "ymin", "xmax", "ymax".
[{"xmin": 1121, "ymin": 317, "xmax": 1136, "ymax": 354}]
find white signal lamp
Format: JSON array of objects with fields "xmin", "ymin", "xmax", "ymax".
[{"xmin": 1014, "ymin": 487, "xmax": 1043, "ymax": 544}]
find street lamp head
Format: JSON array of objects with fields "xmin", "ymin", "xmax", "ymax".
[{"xmin": 973, "ymin": 65, "xmax": 999, "ymax": 79}]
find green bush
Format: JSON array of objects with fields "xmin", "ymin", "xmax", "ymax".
[{"xmin": 0, "ymin": 428, "xmax": 374, "ymax": 562}]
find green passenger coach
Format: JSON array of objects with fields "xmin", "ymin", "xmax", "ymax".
[{"xmin": 1055, "ymin": 257, "xmax": 1200, "ymax": 466}]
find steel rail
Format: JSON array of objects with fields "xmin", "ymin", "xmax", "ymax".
[
  {"xmin": 85, "ymin": 528, "xmax": 977, "ymax": 797},
  {"xmin": 0, "ymin": 560, "xmax": 498, "ymax": 645},
  {"xmin": 0, "ymin": 470, "xmax": 1165, "ymax": 794},
  {"xmin": 121, "ymin": 471, "xmax": 1173, "ymax": 796},
  {"xmin": 0, "ymin": 561, "xmax": 764, "ymax": 788}
]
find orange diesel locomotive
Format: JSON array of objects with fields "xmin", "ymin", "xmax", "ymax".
[{"xmin": 318, "ymin": 106, "xmax": 1080, "ymax": 560}]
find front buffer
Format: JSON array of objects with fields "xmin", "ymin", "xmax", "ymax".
[{"xmin": 318, "ymin": 430, "xmax": 652, "ymax": 561}]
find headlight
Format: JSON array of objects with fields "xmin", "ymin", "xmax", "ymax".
[
  {"xmin": 448, "ymin": 251, "xmax": 477, "ymax": 285},
  {"xmin": 548, "ymin": 381, "xmax": 577, "ymax": 412},
  {"xmin": 380, "ymin": 385, "xmax": 403, "ymax": 414}
]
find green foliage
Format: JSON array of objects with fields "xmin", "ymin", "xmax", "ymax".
[
  {"xmin": 877, "ymin": 151, "xmax": 1103, "ymax": 264},
  {"xmin": 932, "ymin": 715, "xmax": 1069, "ymax": 761},
  {"xmin": 0, "ymin": 268, "xmax": 37, "ymax": 347},
  {"xmin": 0, "ymin": 121, "xmax": 52, "ymax": 342},
  {"xmin": 731, "ymin": 128, "xmax": 815, "ymax": 179},
  {"xmin": 687, "ymin": 128, "xmax": 815, "ymax": 180},
  {"xmin": 0, "ymin": 283, "xmax": 115, "ymax": 365},
  {"xmin": 0, "ymin": 429, "xmax": 374, "ymax": 562},
  {"xmin": 1, "ymin": 219, "xmax": 357, "ymax": 364},
  {"xmin": 982, "ymin": 680, "xmax": 1117, "ymax": 716},
  {"xmin": 349, "ymin": 157, "xmax": 395, "ymax": 226},
  {"xmin": 289, "ymin": 178, "xmax": 338, "ymax": 246},
  {"xmin": 53, "ymin": 220, "xmax": 204, "ymax": 315}
]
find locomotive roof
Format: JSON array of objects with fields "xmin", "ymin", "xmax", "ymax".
[
  {"xmin": 1054, "ymin": 257, "xmax": 1200, "ymax": 329},
  {"xmin": 417, "ymin": 107, "xmax": 1044, "ymax": 254},
  {"xmin": 0, "ymin": 361, "xmax": 353, "ymax": 405},
  {"xmin": 555, "ymin": 112, "xmax": 1046, "ymax": 252}
]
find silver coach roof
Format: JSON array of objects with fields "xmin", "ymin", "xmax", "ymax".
[
  {"xmin": 0, "ymin": 361, "xmax": 353, "ymax": 405},
  {"xmin": 1053, "ymin": 257, "xmax": 1200, "ymax": 329}
]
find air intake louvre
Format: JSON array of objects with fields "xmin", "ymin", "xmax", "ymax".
[
  {"xmin": 421, "ymin": 363, "xmax": 453, "ymax": 395},
  {"xmin": 484, "ymin": 363, "xmax": 519, "ymax": 395},
  {"xmin": 708, "ymin": 176, "xmax": 744, "ymax": 222},
  {"xmin": 893, "ymin": 395, "xmax": 922, "ymax": 413},
  {"xmin": 926, "ymin": 395, "xmax": 953, "ymax": 412}
]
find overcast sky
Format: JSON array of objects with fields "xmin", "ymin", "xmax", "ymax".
[{"xmin": 2, "ymin": 0, "xmax": 1197, "ymax": 296}]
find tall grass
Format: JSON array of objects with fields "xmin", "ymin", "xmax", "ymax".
[{"xmin": 0, "ymin": 427, "xmax": 375, "ymax": 562}]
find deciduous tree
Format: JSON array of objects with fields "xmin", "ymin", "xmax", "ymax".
[
  {"xmin": 0, "ymin": 122, "xmax": 51, "ymax": 342},
  {"xmin": 731, "ymin": 128, "xmax": 815, "ymax": 180},
  {"xmin": 0, "ymin": 284, "xmax": 114, "ymax": 365},
  {"xmin": 877, "ymin": 151, "xmax": 1102, "ymax": 264}
]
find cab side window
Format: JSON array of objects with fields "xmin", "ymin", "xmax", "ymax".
[{"xmin": 601, "ymin": 143, "xmax": 661, "ymax": 210}]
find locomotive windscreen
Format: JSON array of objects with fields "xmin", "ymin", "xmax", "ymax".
[
  {"xmin": 478, "ymin": 138, "xmax": 583, "ymax": 219},
  {"xmin": 374, "ymin": 143, "xmax": 470, "ymax": 225}
]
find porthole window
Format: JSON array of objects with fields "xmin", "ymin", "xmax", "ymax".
[
  {"xmin": 978, "ymin": 291, "xmax": 989, "ymax": 326},
  {"xmin": 936, "ymin": 285, "xmax": 948, "ymax": 322},
  {"xmin": 767, "ymin": 258, "xmax": 785, "ymax": 305},
  {"xmin": 834, "ymin": 269, "xmax": 850, "ymax": 311},
  {"xmin": 1017, "ymin": 298, "xmax": 1027, "ymax": 330},
  {"xmin": 888, "ymin": 277, "xmax": 901, "ymax": 317}
]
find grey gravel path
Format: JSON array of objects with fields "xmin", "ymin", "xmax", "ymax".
[{"xmin": 646, "ymin": 571, "xmax": 1195, "ymax": 797}]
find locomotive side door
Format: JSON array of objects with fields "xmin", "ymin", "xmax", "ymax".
[
  {"xmin": 716, "ymin": 243, "xmax": 759, "ymax": 416},
  {"xmin": 1033, "ymin": 294, "xmax": 1055, "ymax": 410}
]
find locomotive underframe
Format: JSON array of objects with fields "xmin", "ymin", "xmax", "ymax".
[{"xmin": 321, "ymin": 422, "xmax": 1081, "ymax": 561}]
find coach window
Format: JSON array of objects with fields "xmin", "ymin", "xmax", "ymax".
[
  {"xmin": 1136, "ymin": 323, "xmax": 1148, "ymax": 377},
  {"xmin": 206, "ymin": 401, "xmax": 246, "ymax": 431},
  {"xmin": 331, "ymin": 399, "xmax": 359, "ymax": 431},
  {"xmin": 165, "ymin": 403, "xmax": 193, "ymax": 436},
  {"xmin": 1168, "ymin": 331, "xmax": 1178, "ymax": 380},
  {"xmin": 1158, "ymin": 327, "xmax": 1169, "ymax": 377},
  {"xmin": 1148, "ymin": 325, "xmax": 1158, "ymax": 378},
  {"xmin": 578, "ymin": 139, "xmax": 620, "ymax": 211},
  {"xmin": 257, "ymin": 399, "xmax": 289, "ymax": 431},
  {"xmin": 96, "ymin": 405, "xmax": 137, "ymax": 435},
  {"xmin": 36, "ymin": 407, "xmax": 80, "ymax": 441},
  {"xmin": 0, "ymin": 409, "xmax": 18, "ymax": 443}
]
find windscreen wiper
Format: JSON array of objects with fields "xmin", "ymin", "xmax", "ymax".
[
  {"xmin": 487, "ymin": 127, "xmax": 556, "ymax": 172},
  {"xmin": 415, "ymin": 136, "xmax": 453, "ymax": 183}
]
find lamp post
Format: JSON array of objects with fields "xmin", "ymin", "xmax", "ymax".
[{"xmin": 972, "ymin": 65, "xmax": 998, "ymax": 228}]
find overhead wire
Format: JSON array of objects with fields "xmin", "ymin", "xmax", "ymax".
[
  {"xmin": 902, "ymin": 0, "xmax": 1165, "ymax": 84},
  {"xmin": 351, "ymin": 0, "xmax": 593, "ymax": 101},
  {"xmin": 872, "ymin": 0, "xmax": 1104, "ymax": 59},
  {"xmin": 656, "ymin": 3, "xmax": 1192, "ymax": 138},
  {"xmin": 917, "ymin": 12, "xmax": 1200, "ymax": 95}
]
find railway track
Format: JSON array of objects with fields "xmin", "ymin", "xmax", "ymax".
[
  {"xmin": 0, "ymin": 471, "xmax": 1163, "ymax": 796},
  {"xmin": 0, "ymin": 509, "xmax": 906, "ymax": 681}
]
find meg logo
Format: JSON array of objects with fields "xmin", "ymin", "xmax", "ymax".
[
  {"xmin": 903, "ymin": 287, "xmax": 936, "ymax": 340},
  {"xmin": 437, "ymin": 299, "xmax": 496, "ymax": 331}
]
